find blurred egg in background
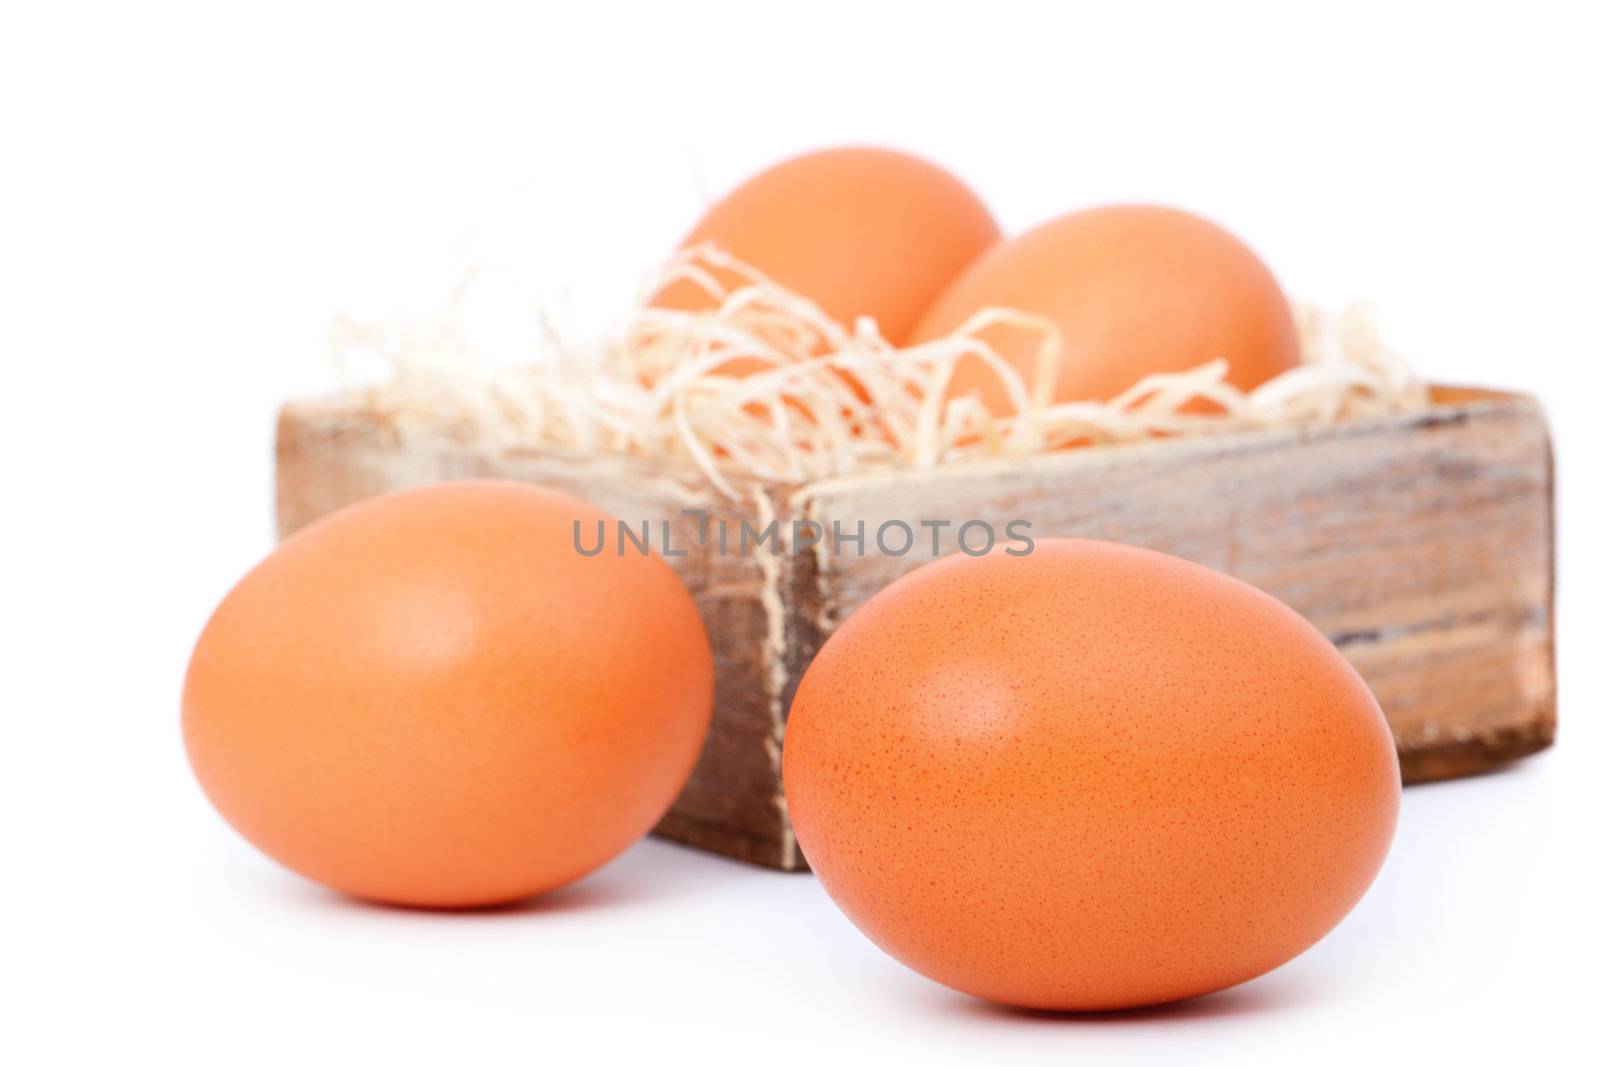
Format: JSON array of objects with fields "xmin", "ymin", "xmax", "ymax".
[{"xmin": 650, "ymin": 146, "xmax": 999, "ymax": 346}]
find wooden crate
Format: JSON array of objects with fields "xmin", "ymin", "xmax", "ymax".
[{"xmin": 276, "ymin": 385, "xmax": 1556, "ymax": 870}]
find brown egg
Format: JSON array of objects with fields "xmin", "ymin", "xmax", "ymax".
[
  {"xmin": 908, "ymin": 205, "xmax": 1301, "ymax": 411},
  {"xmin": 783, "ymin": 539, "xmax": 1399, "ymax": 1011},
  {"xmin": 183, "ymin": 480, "xmax": 713, "ymax": 908},
  {"xmin": 652, "ymin": 146, "xmax": 999, "ymax": 346}
]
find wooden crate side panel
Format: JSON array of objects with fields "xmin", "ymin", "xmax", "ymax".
[
  {"xmin": 277, "ymin": 391, "xmax": 1556, "ymax": 868},
  {"xmin": 800, "ymin": 396, "xmax": 1555, "ymax": 783}
]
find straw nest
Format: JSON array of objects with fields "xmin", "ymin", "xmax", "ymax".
[{"xmin": 331, "ymin": 245, "xmax": 1428, "ymax": 499}]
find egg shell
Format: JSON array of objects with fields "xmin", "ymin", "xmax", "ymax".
[
  {"xmin": 652, "ymin": 146, "xmax": 1000, "ymax": 347},
  {"xmin": 783, "ymin": 539, "xmax": 1399, "ymax": 1011},
  {"xmin": 183, "ymin": 480, "xmax": 713, "ymax": 908},
  {"xmin": 908, "ymin": 204, "xmax": 1301, "ymax": 410}
]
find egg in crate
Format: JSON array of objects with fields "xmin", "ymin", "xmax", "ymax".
[
  {"xmin": 783, "ymin": 539, "xmax": 1399, "ymax": 1011},
  {"xmin": 183, "ymin": 480, "xmax": 713, "ymax": 909},
  {"xmin": 651, "ymin": 146, "xmax": 1000, "ymax": 347},
  {"xmin": 909, "ymin": 204, "xmax": 1302, "ymax": 411}
]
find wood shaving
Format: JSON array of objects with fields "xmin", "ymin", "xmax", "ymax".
[{"xmin": 331, "ymin": 245, "xmax": 1429, "ymax": 499}]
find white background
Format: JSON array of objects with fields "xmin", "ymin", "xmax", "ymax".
[{"xmin": 3, "ymin": 3, "xmax": 1596, "ymax": 1064}]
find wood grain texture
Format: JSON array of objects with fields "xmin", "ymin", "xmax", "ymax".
[{"xmin": 277, "ymin": 386, "xmax": 1556, "ymax": 870}]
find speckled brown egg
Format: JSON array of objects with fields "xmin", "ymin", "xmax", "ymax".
[
  {"xmin": 782, "ymin": 539, "xmax": 1399, "ymax": 1011},
  {"xmin": 184, "ymin": 481, "xmax": 713, "ymax": 909}
]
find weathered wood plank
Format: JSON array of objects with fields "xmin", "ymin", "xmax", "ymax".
[{"xmin": 276, "ymin": 386, "xmax": 1556, "ymax": 870}]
